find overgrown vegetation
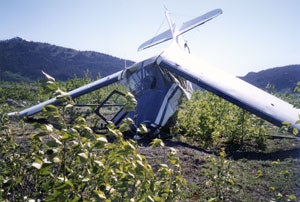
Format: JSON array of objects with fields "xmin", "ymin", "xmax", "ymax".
[
  {"xmin": 0, "ymin": 77, "xmax": 185, "ymax": 201},
  {"xmin": 174, "ymin": 90, "xmax": 270, "ymax": 150},
  {"xmin": 0, "ymin": 77, "xmax": 299, "ymax": 201}
]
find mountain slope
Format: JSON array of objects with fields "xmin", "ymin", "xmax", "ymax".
[
  {"xmin": 240, "ymin": 65, "xmax": 300, "ymax": 92},
  {"xmin": 0, "ymin": 37, "xmax": 134, "ymax": 82},
  {"xmin": 1, "ymin": 37, "xmax": 299, "ymax": 92}
]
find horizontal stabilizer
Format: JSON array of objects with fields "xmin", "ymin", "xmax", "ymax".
[
  {"xmin": 179, "ymin": 9, "xmax": 222, "ymax": 35},
  {"xmin": 138, "ymin": 9, "xmax": 222, "ymax": 51},
  {"xmin": 138, "ymin": 29, "xmax": 173, "ymax": 51}
]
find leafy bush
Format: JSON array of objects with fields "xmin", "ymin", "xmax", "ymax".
[
  {"xmin": 174, "ymin": 90, "xmax": 270, "ymax": 149},
  {"xmin": 0, "ymin": 77, "xmax": 185, "ymax": 201},
  {"xmin": 204, "ymin": 150, "xmax": 236, "ymax": 201},
  {"xmin": 0, "ymin": 81, "xmax": 45, "ymax": 105}
]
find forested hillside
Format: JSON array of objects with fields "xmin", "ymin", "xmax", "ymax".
[
  {"xmin": 0, "ymin": 37, "xmax": 134, "ymax": 82},
  {"xmin": 241, "ymin": 65, "xmax": 300, "ymax": 92}
]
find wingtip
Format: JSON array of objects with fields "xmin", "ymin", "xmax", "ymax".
[{"xmin": 7, "ymin": 111, "xmax": 19, "ymax": 117}]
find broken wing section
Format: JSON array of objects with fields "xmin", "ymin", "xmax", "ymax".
[{"xmin": 158, "ymin": 47, "xmax": 300, "ymax": 134}]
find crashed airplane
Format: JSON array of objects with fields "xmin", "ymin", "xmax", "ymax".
[{"xmin": 9, "ymin": 8, "xmax": 300, "ymax": 136}]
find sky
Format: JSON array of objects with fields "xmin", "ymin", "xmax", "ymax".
[{"xmin": 1, "ymin": 0, "xmax": 300, "ymax": 76}]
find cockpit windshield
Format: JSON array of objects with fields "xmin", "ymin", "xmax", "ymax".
[{"xmin": 123, "ymin": 63, "xmax": 171, "ymax": 96}]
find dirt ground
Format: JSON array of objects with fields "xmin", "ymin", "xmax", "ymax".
[{"xmin": 138, "ymin": 136, "xmax": 300, "ymax": 201}]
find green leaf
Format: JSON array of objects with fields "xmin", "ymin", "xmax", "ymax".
[
  {"xmin": 78, "ymin": 152, "xmax": 88, "ymax": 159},
  {"xmin": 46, "ymin": 140, "xmax": 60, "ymax": 147},
  {"xmin": 43, "ymin": 104, "xmax": 58, "ymax": 113},
  {"xmin": 293, "ymin": 127, "xmax": 298, "ymax": 135},
  {"xmin": 287, "ymin": 194, "xmax": 297, "ymax": 201},
  {"xmin": 124, "ymin": 141, "xmax": 136, "ymax": 151},
  {"xmin": 282, "ymin": 121, "xmax": 291, "ymax": 126},
  {"xmin": 137, "ymin": 123, "xmax": 148, "ymax": 134},
  {"xmin": 93, "ymin": 190, "xmax": 106, "ymax": 200},
  {"xmin": 54, "ymin": 89, "xmax": 68, "ymax": 97},
  {"xmin": 147, "ymin": 195, "xmax": 155, "ymax": 202},
  {"xmin": 45, "ymin": 81, "xmax": 58, "ymax": 91},
  {"xmin": 97, "ymin": 136, "xmax": 108, "ymax": 143},
  {"xmin": 160, "ymin": 164, "xmax": 169, "ymax": 168},
  {"xmin": 94, "ymin": 160, "xmax": 104, "ymax": 167},
  {"xmin": 47, "ymin": 135, "xmax": 63, "ymax": 147},
  {"xmin": 45, "ymin": 124, "xmax": 54, "ymax": 132},
  {"xmin": 32, "ymin": 161, "xmax": 43, "ymax": 170},
  {"xmin": 208, "ymin": 197, "xmax": 218, "ymax": 202},
  {"xmin": 55, "ymin": 180, "xmax": 74, "ymax": 191},
  {"xmin": 60, "ymin": 133, "xmax": 71, "ymax": 141},
  {"xmin": 124, "ymin": 92, "xmax": 137, "ymax": 112},
  {"xmin": 152, "ymin": 196, "xmax": 163, "ymax": 201},
  {"xmin": 137, "ymin": 160, "xmax": 145, "ymax": 168},
  {"xmin": 119, "ymin": 122, "xmax": 130, "ymax": 133},
  {"xmin": 40, "ymin": 167, "xmax": 52, "ymax": 176},
  {"xmin": 46, "ymin": 190, "xmax": 64, "ymax": 201},
  {"xmin": 42, "ymin": 71, "xmax": 55, "ymax": 82},
  {"xmin": 256, "ymin": 170, "xmax": 263, "ymax": 178},
  {"xmin": 53, "ymin": 157, "xmax": 61, "ymax": 163},
  {"xmin": 269, "ymin": 186, "xmax": 276, "ymax": 191},
  {"xmin": 150, "ymin": 138, "xmax": 164, "ymax": 148},
  {"xmin": 219, "ymin": 151, "xmax": 226, "ymax": 157},
  {"xmin": 42, "ymin": 181, "xmax": 51, "ymax": 191},
  {"xmin": 122, "ymin": 117, "xmax": 134, "ymax": 125},
  {"xmin": 65, "ymin": 104, "xmax": 73, "ymax": 109}
]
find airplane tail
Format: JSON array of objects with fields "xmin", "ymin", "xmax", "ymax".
[{"xmin": 138, "ymin": 9, "xmax": 222, "ymax": 51}]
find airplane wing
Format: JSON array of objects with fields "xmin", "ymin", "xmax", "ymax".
[
  {"xmin": 158, "ymin": 47, "xmax": 300, "ymax": 132},
  {"xmin": 8, "ymin": 71, "xmax": 123, "ymax": 117}
]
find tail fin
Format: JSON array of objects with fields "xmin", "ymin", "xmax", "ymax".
[{"xmin": 138, "ymin": 9, "xmax": 222, "ymax": 51}]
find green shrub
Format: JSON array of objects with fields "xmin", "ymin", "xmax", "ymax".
[
  {"xmin": 0, "ymin": 77, "xmax": 185, "ymax": 201},
  {"xmin": 204, "ymin": 150, "xmax": 236, "ymax": 201},
  {"xmin": 174, "ymin": 90, "xmax": 270, "ymax": 149},
  {"xmin": 0, "ymin": 81, "xmax": 45, "ymax": 105}
]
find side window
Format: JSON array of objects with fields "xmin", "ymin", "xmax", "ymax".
[{"xmin": 126, "ymin": 70, "xmax": 143, "ymax": 95}]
